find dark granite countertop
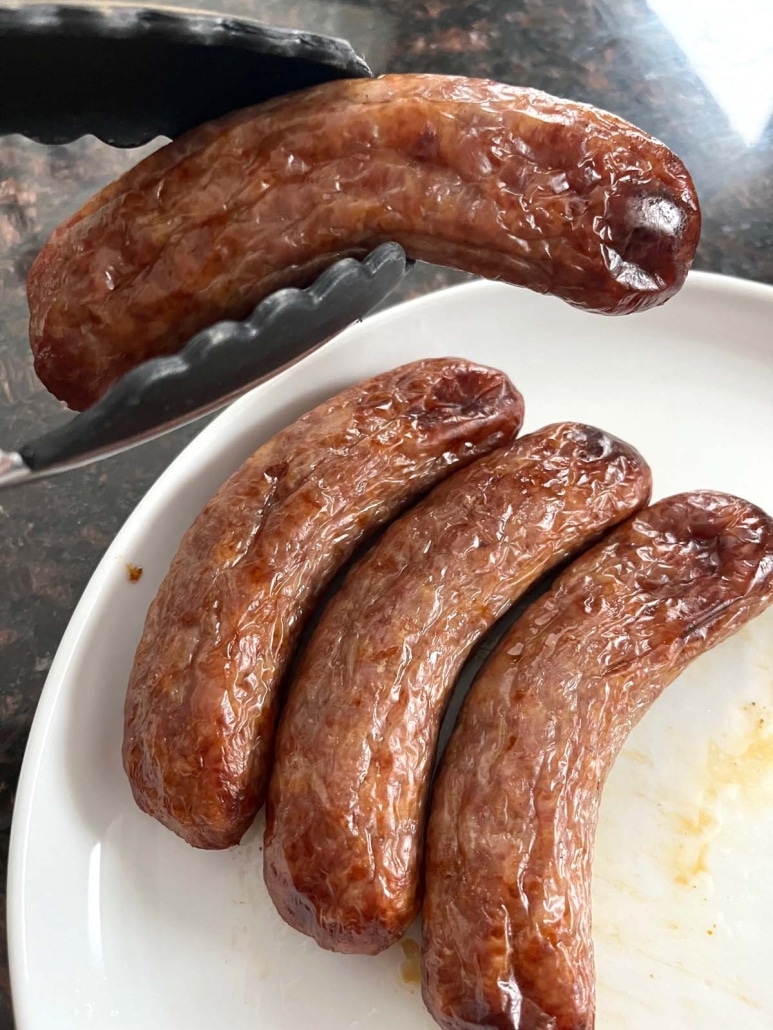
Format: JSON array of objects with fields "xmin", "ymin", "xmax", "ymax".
[{"xmin": 1, "ymin": 0, "xmax": 771, "ymax": 1023}]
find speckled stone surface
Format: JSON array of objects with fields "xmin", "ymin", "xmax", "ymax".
[{"xmin": 1, "ymin": 0, "xmax": 771, "ymax": 1023}]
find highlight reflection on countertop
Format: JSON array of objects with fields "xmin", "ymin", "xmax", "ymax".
[{"xmin": 0, "ymin": 1, "xmax": 772, "ymax": 1024}]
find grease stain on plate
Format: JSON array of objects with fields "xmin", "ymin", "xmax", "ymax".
[
  {"xmin": 621, "ymin": 747, "xmax": 654, "ymax": 769},
  {"xmin": 669, "ymin": 707, "xmax": 773, "ymax": 890},
  {"xmin": 399, "ymin": 938, "xmax": 421, "ymax": 988}
]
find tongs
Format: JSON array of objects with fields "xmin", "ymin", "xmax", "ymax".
[{"xmin": 0, "ymin": 4, "xmax": 411, "ymax": 488}]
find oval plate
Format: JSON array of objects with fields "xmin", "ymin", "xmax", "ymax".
[{"xmin": 9, "ymin": 272, "xmax": 773, "ymax": 1030}]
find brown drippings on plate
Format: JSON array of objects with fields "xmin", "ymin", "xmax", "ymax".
[
  {"xmin": 126, "ymin": 563, "xmax": 143, "ymax": 583},
  {"xmin": 399, "ymin": 937, "xmax": 421, "ymax": 985},
  {"xmin": 671, "ymin": 710, "xmax": 773, "ymax": 887}
]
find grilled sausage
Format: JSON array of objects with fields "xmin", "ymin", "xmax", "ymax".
[
  {"xmin": 264, "ymin": 423, "xmax": 652, "ymax": 954},
  {"xmin": 28, "ymin": 74, "xmax": 700, "ymax": 409},
  {"xmin": 122, "ymin": 358, "xmax": 524, "ymax": 850},
  {"xmin": 422, "ymin": 491, "xmax": 773, "ymax": 1030}
]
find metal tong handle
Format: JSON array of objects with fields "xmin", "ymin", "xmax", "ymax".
[{"xmin": 0, "ymin": 244, "xmax": 410, "ymax": 490}]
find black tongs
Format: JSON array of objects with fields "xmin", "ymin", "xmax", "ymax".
[{"xmin": 0, "ymin": 4, "xmax": 411, "ymax": 488}]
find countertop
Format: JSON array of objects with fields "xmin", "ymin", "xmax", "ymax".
[{"xmin": 1, "ymin": 0, "xmax": 771, "ymax": 1023}]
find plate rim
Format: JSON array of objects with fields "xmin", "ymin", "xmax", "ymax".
[{"xmin": 8, "ymin": 268, "xmax": 773, "ymax": 1026}]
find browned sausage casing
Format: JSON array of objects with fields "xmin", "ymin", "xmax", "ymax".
[
  {"xmin": 264, "ymin": 423, "xmax": 651, "ymax": 954},
  {"xmin": 28, "ymin": 74, "xmax": 700, "ymax": 409},
  {"xmin": 122, "ymin": 358, "xmax": 524, "ymax": 850},
  {"xmin": 422, "ymin": 491, "xmax": 773, "ymax": 1030}
]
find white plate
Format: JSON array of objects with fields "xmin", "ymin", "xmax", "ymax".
[{"xmin": 9, "ymin": 272, "xmax": 773, "ymax": 1030}]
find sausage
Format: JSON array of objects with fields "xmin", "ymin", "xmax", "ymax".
[
  {"xmin": 122, "ymin": 358, "xmax": 524, "ymax": 850},
  {"xmin": 264, "ymin": 422, "xmax": 652, "ymax": 954},
  {"xmin": 28, "ymin": 74, "xmax": 701, "ymax": 410},
  {"xmin": 422, "ymin": 491, "xmax": 773, "ymax": 1030}
]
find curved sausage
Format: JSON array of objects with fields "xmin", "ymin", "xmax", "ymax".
[
  {"xmin": 422, "ymin": 491, "xmax": 773, "ymax": 1030},
  {"xmin": 28, "ymin": 74, "xmax": 700, "ymax": 409},
  {"xmin": 122, "ymin": 358, "xmax": 524, "ymax": 850},
  {"xmin": 264, "ymin": 422, "xmax": 652, "ymax": 953}
]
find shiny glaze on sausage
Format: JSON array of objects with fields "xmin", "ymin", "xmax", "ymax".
[
  {"xmin": 264, "ymin": 423, "xmax": 651, "ymax": 953},
  {"xmin": 28, "ymin": 74, "xmax": 700, "ymax": 409},
  {"xmin": 123, "ymin": 358, "xmax": 523, "ymax": 849}
]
